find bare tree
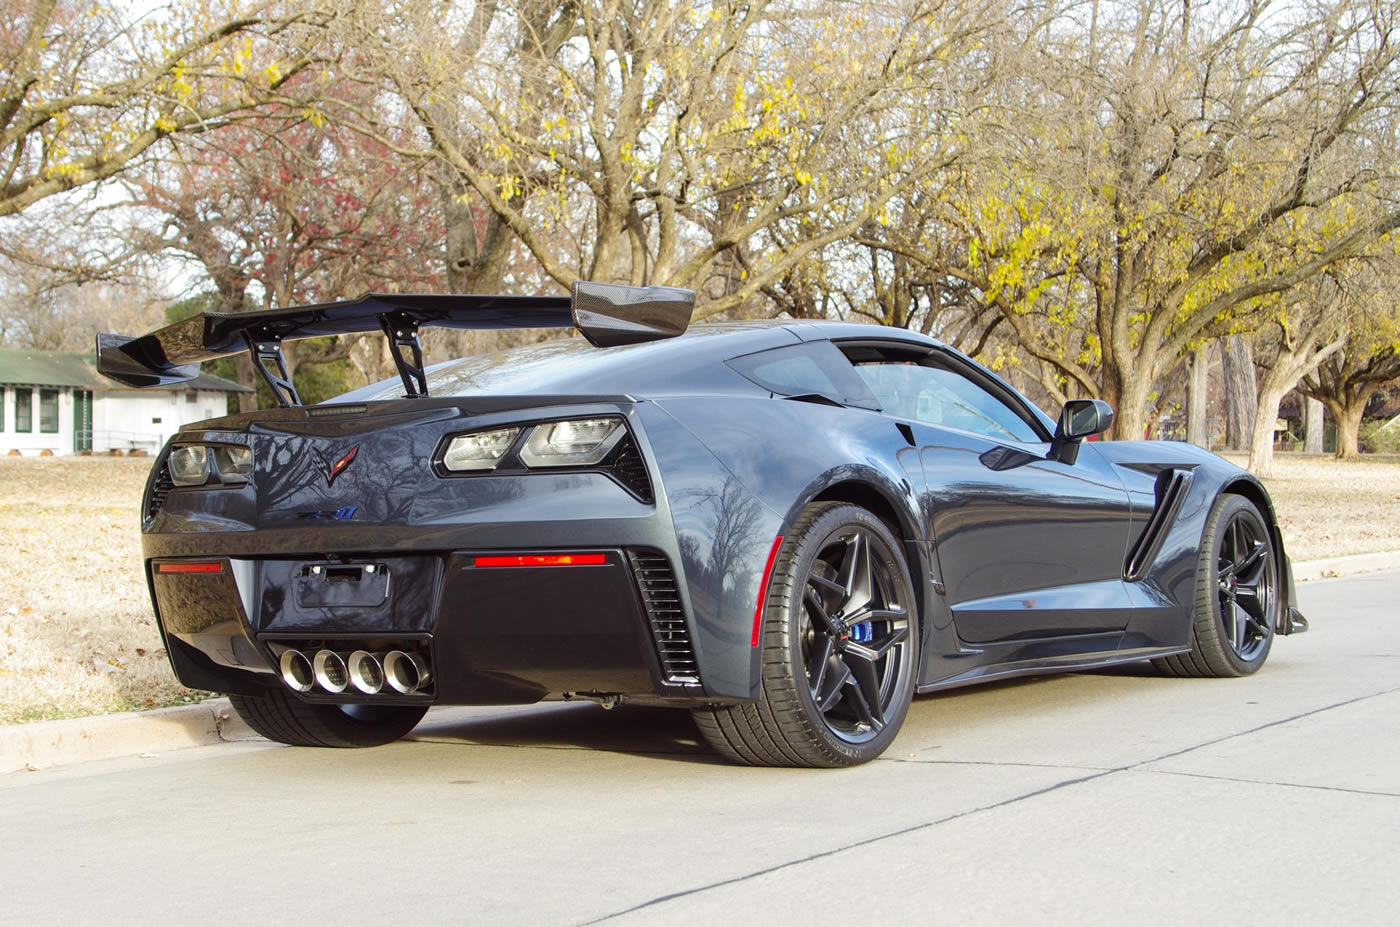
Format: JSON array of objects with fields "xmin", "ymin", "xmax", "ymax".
[
  {"xmin": 333, "ymin": 0, "xmax": 1012, "ymax": 314},
  {"xmin": 1, "ymin": 0, "xmax": 331, "ymax": 219},
  {"xmin": 1300, "ymin": 258, "xmax": 1400, "ymax": 457},
  {"xmin": 926, "ymin": 0, "xmax": 1400, "ymax": 438},
  {"xmin": 1246, "ymin": 281, "xmax": 1349, "ymax": 476}
]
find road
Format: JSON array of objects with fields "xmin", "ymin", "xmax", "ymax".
[{"xmin": 2, "ymin": 571, "xmax": 1396, "ymax": 926}]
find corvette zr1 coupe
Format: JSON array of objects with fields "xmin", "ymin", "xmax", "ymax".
[{"xmin": 98, "ymin": 282, "xmax": 1307, "ymax": 767}]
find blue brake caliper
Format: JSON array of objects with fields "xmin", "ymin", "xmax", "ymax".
[{"xmin": 850, "ymin": 621, "xmax": 874, "ymax": 643}]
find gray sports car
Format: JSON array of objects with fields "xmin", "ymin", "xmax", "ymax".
[{"xmin": 98, "ymin": 282, "xmax": 1306, "ymax": 767}]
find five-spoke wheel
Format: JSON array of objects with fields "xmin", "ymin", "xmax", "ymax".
[
  {"xmin": 1155, "ymin": 493, "xmax": 1278, "ymax": 678},
  {"xmin": 692, "ymin": 502, "xmax": 919, "ymax": 766},
  {"xmin": 800, "ymin": 525, "xmax": 913, "ymax": 742}
]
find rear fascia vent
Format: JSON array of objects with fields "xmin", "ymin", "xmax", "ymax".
[
  {"xmin": 145, "ymin": 459, "xmax": 173, "ymax": 522},
  {"xmin": 627, "ymin": 549, "xmax": 699, "ymax": 686}
]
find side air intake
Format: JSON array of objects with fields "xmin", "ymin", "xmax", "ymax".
[
  {"xmin": 628, "ymin": 550, "xmax": 699, "ymax": 685},
  {"xmin": 1125, "ymin": 468, "xmax": 1193, "ymax": 581}
]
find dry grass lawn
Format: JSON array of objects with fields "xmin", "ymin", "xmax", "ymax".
[
  {"xmin": 0, "ymin": 457, "xmax": 205, "ymax": 724},
  {"xmin": 1, "ymin": 451, "xmax": 1397, "ymax": 724},
  {"xmin": 1218, "ymin": 453, "xmax": 1400, "ymax": 562}
]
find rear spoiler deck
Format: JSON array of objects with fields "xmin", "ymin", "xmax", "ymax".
[{"xmin": 96, "ymin": 281, "xmax": 693, "ymax": 405}]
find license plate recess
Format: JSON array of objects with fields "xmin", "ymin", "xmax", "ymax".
[{"xmin": 294, "ymin": 563, "xmax": 390, "ymax": 608}]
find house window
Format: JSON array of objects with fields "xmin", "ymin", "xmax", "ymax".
[
  {"xmin": 15, "ymin": 389, "xmax": 31, "ymax": 432},
  {"xmin": 186, "ymin": 391, "xmax": 198, "ymax": 403},
  {"xmin": 39, "ymin": 389, "xmax": 59, "ymax": 433}
]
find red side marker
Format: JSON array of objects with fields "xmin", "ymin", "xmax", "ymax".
[{"xmin": 751, "ymin": 536, "xmax": 785, "ymax": 647}]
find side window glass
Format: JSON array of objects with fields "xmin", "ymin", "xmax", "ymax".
[
  {"xmin": 854, "ymin": 362, "xmax": 1041, "ymax": 443},
  {"xmin": 728, "ymin": 342, "xmax": 878, "ymax": 409}
]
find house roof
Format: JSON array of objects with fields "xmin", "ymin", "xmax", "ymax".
[{"xmin": 0, "ymin": 347, "xmax": 252, "ymax": 392}]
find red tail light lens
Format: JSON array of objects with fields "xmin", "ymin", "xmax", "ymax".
[
  {"xmin": 155, "ymin": 561, "xmax": 224, "ymax": 574},
  {"xmin": 473, "ymin": 554, "xmax": 608, "ymax": 568}
]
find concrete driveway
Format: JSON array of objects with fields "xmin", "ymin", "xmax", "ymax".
[{"xmin": 2, "ymin": 570, "xmax": 1395, "ymax": 926}]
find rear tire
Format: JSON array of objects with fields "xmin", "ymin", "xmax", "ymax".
[
  {"xmin": 1154, "ymin": 493, "xmax": 1278, "ymax": 678},
  {"xmin": 692, "ymin": 502, "xmax": 919, "ymax": 767},
  {"xmin": 229, "ymin": 689, "xmax": 427, "ymax": 747}
]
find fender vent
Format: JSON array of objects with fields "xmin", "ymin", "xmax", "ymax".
[
  {"xmin": 628, "ymin": 549, "xmax": 699, "ymax": 685},
  {"xmin": 1125, "ymin": 468, "xmax": 1193, "ymax": 580},
  {"xmin": 145, "ymin": 460, "xmax": 173, "ymax": 522},
  {"xmin": 607, "ymin": 435, "xmax": 654, "ymax": 503}
]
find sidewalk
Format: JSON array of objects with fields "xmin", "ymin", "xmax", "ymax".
[{"xmin": 5, "ymin": 551, "xmax": 1399, "ymax": 775}]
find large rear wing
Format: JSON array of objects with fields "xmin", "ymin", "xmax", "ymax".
[{"xmin": 96, "ymin": 281, "xmax": 693, "ymax": 405}]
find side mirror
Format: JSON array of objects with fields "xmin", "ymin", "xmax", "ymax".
[{"xmin": 1049, "ymin": 399, "xmax": 1114, "ymax": 464}]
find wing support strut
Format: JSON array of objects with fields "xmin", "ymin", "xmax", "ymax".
[
  {"xmin": 380, "ymin": 315, "xmax": 429, "ymax": 399},
  {"xmin": 244, "ymin": 335, "xmax": 302, "ymax": 407}
]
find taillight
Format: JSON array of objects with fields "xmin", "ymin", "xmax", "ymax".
[
  {"xmin": 473, "ymin": 553, "xmax": 608, "ymax": 568},
  {"xmin": 154, "ymin": 561, "xmax": 224, "ymax": 574}
]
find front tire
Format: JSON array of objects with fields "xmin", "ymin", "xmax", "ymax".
[
  {"xmin": 1154, "ymin": 493, "xmax": 1278, "ymax": 678},
  {"xmin": 693, "ymin": 502, "xmax": 919, "ymax": 767},
  {"xmin": 229, "ymin": 689, "xmax": 428, "ymax": 748}
]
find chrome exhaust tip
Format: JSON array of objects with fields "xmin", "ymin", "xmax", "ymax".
[
  {"xmin": 312, "ymin": 650, "xmax": 349, "ymax": 693},
  {"xmin": 279, "ymin": 649, "xmax": 314, "ymax": 693},
  {"xmin": 384, "ymin": 650, "xmax": 430, "ymax": 694},
  {"xmin": 347, "ymin": 650, "xmax": 385, "ymax": 695}
]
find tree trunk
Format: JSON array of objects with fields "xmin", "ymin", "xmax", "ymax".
[
  {"xmin": 441, "ymin": 173, "xmax": 513, "ymax": 294},
  {"xmin": 1186, "ymin": 344, "xmax": 1209, "ymax": 448},
  {"xmin": 1304, "ymin": 397, "xmax": 1324, "ymax": 454},
  {"xmin": 1107, "ymin": 366, "xmax": 1153, "ymax": 441},
  {"xmin": 1335, "ymin": 401, "xmax": 1366, "ymax": 460},
  {"xmin": 1247, "ymin": 386, "xmax": 1285, "ymax": 478},
  {"xmin": 233, "ymin": 353, "xmax": 258, "ymax": 413},
  {"xmin": 1221, "ymin": 335, "xmax": 1257, "ymax": 451}
]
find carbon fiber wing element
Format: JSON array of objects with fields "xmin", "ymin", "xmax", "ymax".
[{"xmin": 96, "ymin": 282, "xmax": 694, "ymax": 397}]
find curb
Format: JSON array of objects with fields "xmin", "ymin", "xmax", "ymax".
[
  {"xmin": 4, "ymin": 552, "xmax": 1398, "ymax": 775},
  {"xmin": 1292, "ymin": 550, "xmax": 1400, "ymax": 582},
  {"xmin": 1, "ymin": 698, "xmax": 258, "ymax": 775}
]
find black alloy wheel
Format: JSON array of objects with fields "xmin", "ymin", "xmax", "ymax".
[
  {"xmin": 1216, "ymin": 506, "xmax": 1275, "ymax": 662},
  {"xmin": 800, "ymin": 524, "xmax": 913, "ymax": 743},
  {"xmin": 1154, "ymin": 493, "xmax": 1278, "ymax": 678},
  {"xmin": 692, "ymin": 502, "xmax": 919, "ymax": 767}
]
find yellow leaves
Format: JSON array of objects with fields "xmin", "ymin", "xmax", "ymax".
[
  {"xmin": 301, "ymin": 107, "xmax": 326, "ymax": 128},
  {"xmin": 498, "ymin": 175, "xmax": 523, "ymax": 200},
  {"xmin": 263, "ymin": 61, "xmax": 281, "ymax": 85},
  {"xmin": 230, "ymin": 35, "xmax": 253, "ymax": 77},
  {"xmin": 794, "ymin": 169, "xmax": 811, "ymax": 186},
  {"xmin": 153, "ymin": 117, "xmax": 178, "ymax": 133}
]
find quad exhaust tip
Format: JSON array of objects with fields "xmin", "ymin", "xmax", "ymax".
[
  {"xmin": 384, "ymin": 650, "xmax": 431, "ymax": 694},
  {"xmin": 278, "ymin": 646, "xmax": 430, "ymax": 695},
  {"xmin": 347, "ymin": 650, "xmax": 385, "ymax": 695},
  {"xmin": 279, "ymin": 649, "xmax": 314, "ymax": 693},
  {"xmin": 312, "ymin": 649, "xmax": 349, "ymax": 694}
]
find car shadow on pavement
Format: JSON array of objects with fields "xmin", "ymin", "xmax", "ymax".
[
  {"xmin": 1076, "ymin": 660, "xmax": 1163, "ymax": 678},
  {"xmin": 407, "ymin": 701, "xmax": 728, "ymax": 765}
]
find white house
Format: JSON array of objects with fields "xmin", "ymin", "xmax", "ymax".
[{"xmin": 0, "ymin": 347, "xmax": 251, "ymax": 455}]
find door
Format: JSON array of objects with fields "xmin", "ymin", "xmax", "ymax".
[
  {"xmin": 73, "ymin": 390, "xmax": 93, "ymax": 453},
  {"xmin": 848, "ymin": 349, "xmax": 1135, "ymax": 643}
]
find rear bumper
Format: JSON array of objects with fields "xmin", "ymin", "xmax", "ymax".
[{"xmin": 150, "ymin": 548, "xmax": 706, "ymax": 705}]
